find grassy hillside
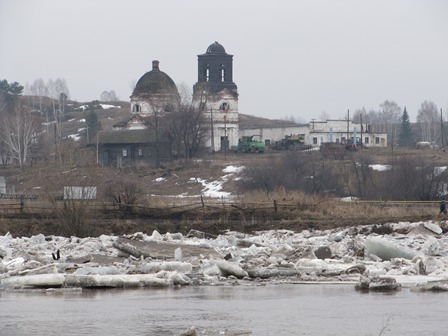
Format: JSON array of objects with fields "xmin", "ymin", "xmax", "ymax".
[{"xmin": 0, "ymin": 96, "xmax": 446, "ymax": 237}]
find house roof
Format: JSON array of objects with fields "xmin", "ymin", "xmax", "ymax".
[
  {"xmin": 112, "ymin": 114, "xmax": 149, "ymax": 128},
  {"xmin": 238, "ymin": 113, "xmax": 302, "ymax": 129},
  {"xmin": 97, "ymin": 129, "xmax": 157, "ymax": 144}
]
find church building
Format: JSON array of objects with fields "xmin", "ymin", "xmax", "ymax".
[{"xmin": 193, "ymin": 42, "xmax": 239, "ymax": 152}]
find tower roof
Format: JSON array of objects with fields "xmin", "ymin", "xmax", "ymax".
[
  {"xmin": 132, "ymin": 60, "xmax": 178, "ymax": 96},
  {"xmin": 206, "ymin": 41, "xmax": 226, "ymax": 54}
]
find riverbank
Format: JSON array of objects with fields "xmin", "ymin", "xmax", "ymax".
[{"xmin": 2, "ymin": 220, "xmax": 448, "ymax": 292}]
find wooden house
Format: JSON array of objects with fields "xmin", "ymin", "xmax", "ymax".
[{"xmin": 95, "ymin": 129, "xmax": 172, "ymax": 167}]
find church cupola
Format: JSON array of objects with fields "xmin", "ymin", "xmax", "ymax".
[{"xmin": 194, "ymin": 41, "xmax": 237, "ymax": 94}]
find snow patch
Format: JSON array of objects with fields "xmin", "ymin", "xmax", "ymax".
[
  {"xmin": 369, "ymin": 164, "xmax": 391, "ymax": 171},
  {"xmin": 99, "ymin": 104, "xmax": 120, "ymax": 109}
]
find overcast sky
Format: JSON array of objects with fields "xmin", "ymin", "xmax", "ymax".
[{"xmin": 1, "ymin": 0, "xmax": 447, "ymax": 122}]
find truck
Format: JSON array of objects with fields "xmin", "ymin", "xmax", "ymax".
[
  {"xmin": 273, "ymin": 134, "xmax": 311, "ymax": 151},
  {"xmin": 231, "ymin": 135, "xmax": 265, "ymax": 153}
]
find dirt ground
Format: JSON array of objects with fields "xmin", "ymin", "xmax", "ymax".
[{"xmin": 0, "ymin": 206, "xmax": 437, "ymax": 238}]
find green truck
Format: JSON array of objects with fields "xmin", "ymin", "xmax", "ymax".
[
  {"xmin": 231, "ymin": 135, "xmax": 265, "ymax": 153},
  {"xmin": 273, "ymin": 134, "xmax": 311, "ymax": 151}
]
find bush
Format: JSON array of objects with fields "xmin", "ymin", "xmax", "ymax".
[{"xmin": 103, "ymin": 179, "xmax": 144, "ymax": 213}]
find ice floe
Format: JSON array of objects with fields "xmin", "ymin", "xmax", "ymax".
[{"xmin": 1, "ymin": 220, "xmax": 448, "ymax": 292}]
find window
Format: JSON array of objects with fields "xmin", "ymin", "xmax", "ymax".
[
  {"xmin": 220, "ymin": 65, "xmax": 225, "ymax": 82},
  {"xmin": 122, "ymin": 149, "xmax": 128, "ymax": 157},
  {"xmin": 364, "ymin": 137, "xmax": 369, "ymax": 144},
  {"xmin": 205, "ymin": 65, "xmax": 210, "ymax": 82},
  {"xmin": 375, "ymin": 137, "xmax": 380, "ymax": 144},
  {"xmin": 138, "ymin": 149, "xmax": 143, "ymax": 156},
  {"xmin": 219, "ymin": 102, "xmax": 229, "ymax": 110},
  {"xmin": 313, "ymin": 137, "xmax": 318, "ymax": 145},
  {"xmin": 133, "ymin": 104, "xmax": 141, "ymax": 112}
]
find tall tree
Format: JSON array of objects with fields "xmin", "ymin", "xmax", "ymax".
[
  {"xmin": 100, "ymin": 90, "xmax": 119, "ymax": 101},
  {"xmin": 85, "ymin": 102, "xmax": 101, "ymax": 142},
  {"xmin": 380, "ymin": 100, "xmax": 402, "ymax": 144},
  {"xmin": 398, "ymin": 107, "xmax": 415, "ymax": 147},
  {"xmin": 0, "ymin": 104, "xmax": 41, "ymax": 168},
  {"xmin": 169, "ymin": 83, "xmax": 210, "ymax": 161},
  {"xmin": 169, "ymin": 103, "xmax": 210, "ymax": 161},
  {"xmin": 0, "ymin": 79, "xmax": 24, "ymax": 114},
  {"xmin": 416, "ymin": 100, "xmax": 439, "ymax": 143}
]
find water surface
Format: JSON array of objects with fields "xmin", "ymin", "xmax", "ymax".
[{"xmin": 1, "ymin": 284, "xmax": 447, "ymax": 335}]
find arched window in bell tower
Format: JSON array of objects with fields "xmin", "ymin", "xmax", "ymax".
[
  {"xmin": 203, "ymin": 65, "xmax": 210, "ymax": 82},
  {"xmin": 220, "ymin": 65, "xmax": 225, "ymax": 82}
]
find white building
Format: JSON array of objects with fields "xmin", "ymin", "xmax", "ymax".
[
  {"xmin": 192, "ymin": 42, "xmax": 239, "ymax": 152},
  {"xmin": 240, "ymin": 119, "xmax": 388, "ymax": 148}
]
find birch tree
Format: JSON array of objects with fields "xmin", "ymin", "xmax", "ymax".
[
  {"xmin": 416, "ymin": 100, "xmax": 439, "ymax": 143},
  {"xmin": 0, "ymin": 105, "xmax": 41, "ymax": 168},
  {"xmin": 379, "ymin": 100, "xmax": 402, "ymax": 145}
]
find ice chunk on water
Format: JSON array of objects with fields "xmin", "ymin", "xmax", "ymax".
[
  {"xmin": 215, "ymin": 260, "xmax": 248, "ymax": 278},
  {"xmin": 365, "ymin": 236, "xmax": 416, "ymax": 260}
]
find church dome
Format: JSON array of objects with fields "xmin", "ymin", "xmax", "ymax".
[
  {"xmin": 132, "ymin": 60, "xmax": 178, "ymax": 96},
  {"xmin": 206, "ymin": 41, "xmax": 226, "ymax": 54}
]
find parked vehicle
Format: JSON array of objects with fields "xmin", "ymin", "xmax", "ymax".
[
  {"xmin": 231, "ymin": 135, "xmax": 265, "ymax": 153},
  {"xmin": 273, "ymin": 134, "xmax": 311, "ymax": 151}
]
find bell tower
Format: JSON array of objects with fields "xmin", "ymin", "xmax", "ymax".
[{"xmin": 193, "ymin": 42, "xmax": 239, "ymax": 153}]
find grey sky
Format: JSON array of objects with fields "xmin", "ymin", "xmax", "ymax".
[{"xmin": 1, "ymin": 0, "xmax": 447, "ymax": 122}]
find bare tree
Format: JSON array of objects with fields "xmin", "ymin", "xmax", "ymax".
[
  {"xmin": 319, "ymin": 111, "xmax": 330, "ymax": 121},
  {"xmin": 169, "ymin": 83, "xmax": 210, "ymax": 161},
  {"xmin": 379, "ymin": 100, "xmax": 402, "ymax": 145},
  {"xmin": 103, "ymin": 179, "xmax": 144, "ymax": 213},
  {"xmin": 416, "ymin": 100, "xmax": 439, "ymax": 143},
  {"xmin": 0, "ymin": 103, "xmax": 41, "ymax": 169},
  {"xmin": 169, "ymin": 103, "xmax": 210, "ymax": 161},
  {"xmin": 100, "ymin": 90, "xmax": 119, "ymax": 101},
  {"xmin": 351, "ymin": 107, "xmax": 366, "ymax": 123},
  {"xmin": 145, "ymin": 98, "xmax": 172, "ymax": 167}
]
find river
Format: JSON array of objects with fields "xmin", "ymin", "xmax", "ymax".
[{"xmin": 1, "ymin": 284, "xmax": 447, "ymax": 335}]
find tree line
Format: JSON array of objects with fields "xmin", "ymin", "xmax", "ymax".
[
  {"xmin": 239, "ymin": 150, "xmax": 448, "ymax": 201},
  {"xmin": 0, "ymin": 78, "xmax": 210, "ymax": 169},
  {"xmin": 352, "ymin": 100, "xmax": 444, "ymax": 147}
]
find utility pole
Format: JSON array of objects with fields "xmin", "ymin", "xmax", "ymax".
[
  {"xmin": 224, "ymin": 114, "xmax": 227, "ymax": 159},
  {"xmin": 210, "ymin": 107, "xmax": 214, "ymax": 155},
  {"xmin": 360, "ymin": 111, "xmax": 363, "ymax": 149},
  {"xmin": 441, "ymin": 108, "xmax": 444, "ymax": 148},
  {"xmin": 346, "ymin": 109, "xmax": 350, "ymax": 142},
  {"xmin": 96, "ymin": 133, "xmax": 99, "ymax": 165}
]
